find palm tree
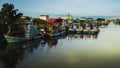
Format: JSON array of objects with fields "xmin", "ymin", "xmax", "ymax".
[{"xmin": 0, "ymin": 3, "xmax": 24, "ymax": 35}]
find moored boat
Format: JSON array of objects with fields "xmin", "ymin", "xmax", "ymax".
[
  {"xmin": 45, "ymin": 29, "xmax": 66, "ymax": 38},
  {"xmin": 5, "ymin": 22, "xmax": 44, "ymax": 43},
  {"xmin": 83, "ymin": 29, "xmax": 91, "ymax": 35},
  {"xmin": 68, "ymin": 23, "xmax": 78, "ymax": 34},
  {"xmin": 83, "ymin": 28, "xmax": 99, "ymax": 35},
  {"xmin": 5, "ymin": 35, "xmax": 44, "ymax": 43},
  {"xmin": 91, "ymin": 26, "xmax": 99, "ymax": 35},
  {"xmin": 76, "ymin": 25, "xmax": 83, "ymax": 34},
  {"xmin": 91, "ymin": 29, "xmax": 99, "ymax": 35}
]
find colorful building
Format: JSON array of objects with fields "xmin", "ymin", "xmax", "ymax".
[
  {"xmin": 64, "ymin": 13, "xmax": 73, "ymax": 24},
  {"xmin": 40, "ymin": 15, "xmax": 49, "ymax": 21}
]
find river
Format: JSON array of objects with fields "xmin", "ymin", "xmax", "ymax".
[{"xmin": 0, "ymin": 23, "xmax": 120, "ymax": 68}]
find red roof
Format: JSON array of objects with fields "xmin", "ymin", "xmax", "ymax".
[{"xmin": 47, "ymin": 18, "xmax": 63, "ymax": 23}]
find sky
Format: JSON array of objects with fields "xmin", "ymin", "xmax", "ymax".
[{"xmin": 0, "ymin": 0, "xmax": 120, "ymax": 18}]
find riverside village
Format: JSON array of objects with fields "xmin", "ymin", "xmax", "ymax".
[{"xmin": 1, "ymin": 2, "xmax": 120, "ymax": 68}]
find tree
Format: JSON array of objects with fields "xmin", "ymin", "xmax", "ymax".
[
  {"xmin": 0, "ymin": 3, "xmax": 24, "ymax": 35},
  {"xmin": 32, "ymin": 18, "xmax": 49, "ymax": 25},
  {"xmin": 73, "ymin": 18, "xmax": 80, "ymax": 23}
]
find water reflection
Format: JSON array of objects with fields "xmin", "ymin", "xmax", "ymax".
[
  {"xmin": 1, "ymin": 23, "xmax": 120, "ymax": 68},
  {"xmin": 0, "ymin": 35, "xmax": 67, "ymax": 68},
  {"xmin": 40, "ymin": 38, "xmax": 58, "ymax": 48},
  {"xmin": 0, "ymin": 40, "xmax": 40, "ymax": 68},
  {"xmin": 68, "ymin": 34, "xmax": 99, "ymax": 40}
]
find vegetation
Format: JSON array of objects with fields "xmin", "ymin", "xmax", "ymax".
[
  {"xmin": 32, "ymin": 18, "xmax": 49, "ymax": 25},
  {"xmin": 0, "ymin": 3, "xmax": 24, "ymax": 36},
  {"xmin": 115, "ymin": 19, "xmax": 120, "ymax": 25},
  {"xmin": 73, "ymin": 18, "xmax": 80, "ymax": 23}
]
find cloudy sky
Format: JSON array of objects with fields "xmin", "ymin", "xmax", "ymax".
[{"xmin": 0, "ymin": 0, "xmax": 120, "ymax": 17}]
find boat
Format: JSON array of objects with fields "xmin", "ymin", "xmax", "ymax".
[
  {"xmin": 5, "ymin": 22, "xmax": 44, "ymax": 43},
  {"xmin": 68, "ymin": 23, "xmax": 78, "ymax": 34},
  {"xmin": 5, "ymin": 35, "xmax": 44, "ymax": 43},
  {"xmin": 83, "ymin": 29, "xmax": 91, "ymax": 35},
  {"xmin": 83, "ymin": 26, "xmax": 99, "ymax": 35},
  {"xmin": 83, "ymin": 22, "xmax": 99, "ymax": 35},
  {"xmin": 76, "ymin": 25, "xmax": 83, "ymax": 34},
  {"xmin": 91, "ymin": 29, "xmax": 99, "ymax": 35},
  {"xmin": 83, "ymin": 24, "xmax": 91, "ymax": 35},
  {"xmin": 45, "ymin": 29, "xmax": 66, "ymax": 38},
  {"xmin": 68, "ymin": 27, "xmax": 75, "ymax": 33},
  {"xmin": 83, "ymin": 28, "xmax": 99, "ymax": 35}
]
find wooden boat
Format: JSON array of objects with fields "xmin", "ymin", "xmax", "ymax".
[
  {"xmin": 76, "ymin": 29, "xmax": 83, "ymax": 34},
  {"xmin": 76, "ymin": 25, "xmax": 83, "ymax": 34},
  {"xmin": 83, "ymin": 29, "xmax": 99, "ymax": 35},
  {"xmin": 68, "ymin": 23, "xmax": 78, "ymax": 33},
  {"xmin": 5, "ymin": 22, "xmax": 44, "ymax": 43},
  {"xmin": 5, "ymin": 34, "xmax": 44, "ymax": 43},
  {"xmin": 91, "ymin": 26, "xmax": 99, "ymax": 35},
  {"xmin": 91, "ymin": 29, "xmax": 99, "ymax": 35},
  {"xmin": 45, "ymin": 29, "xmax": 66, "ymax": 38},
  {"xmin": 83, "ymin": 29, "xmax": 91, "ymax": 35},
  {"xmin": 68, "ymin": 28, "xmax": 76, "ymax": 33}
]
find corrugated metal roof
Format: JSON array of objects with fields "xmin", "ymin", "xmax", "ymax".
[{"xmin": 47, "ymin": 18, "xmax": 63, "ymax": 23}]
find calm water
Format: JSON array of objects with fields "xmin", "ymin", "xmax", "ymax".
[{"xmin": 1, "ymin": 23, "xmax": 120, "ymax": 68}]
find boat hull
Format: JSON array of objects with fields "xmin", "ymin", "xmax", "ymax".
[
  {"xmin": 76, "ymin": 29, "xmax": 83, "ymax": 34},
  {"xmin": 91, "ymin": 30, "xmax": 99, "ymax": 35},
  {"xmin": 5, "ymin": 35, "xmax": 44, "ymax": 43},
  {"xmin": 83, "ymin": 29, "xmax": 99, "ymax": 35},
  {"xmin": 45, "ymin": 31, "xmax": 66, "ymax": 38}
]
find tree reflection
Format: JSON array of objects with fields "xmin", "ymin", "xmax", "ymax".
[{"xmin": 0, "ymin": 40, "xmax": 40, "ymax": 68}]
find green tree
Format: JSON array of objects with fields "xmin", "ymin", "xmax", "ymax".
[
  {"xmin": 32, "ymin": 18, "xmax": 49, "ymax": 25},
  {"xmin": 73, "ymin": 18, "xmax": 80, "ymax": 23},
  {"xmin": 0, "ymin": 3, "xmax": 24, "ymax": 35}
]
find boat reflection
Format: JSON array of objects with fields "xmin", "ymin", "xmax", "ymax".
[
  {"xmin": 40, "ymin": 38, "xmax": 58, "ymax": 49},
  {"xmin": 99, "ymin": 24, "xmax": 108, "ymax": 28},
  {"xmin": 0, "ymin": 37, "xmax": 62, "ymax": 68},
  {"xmin": 67, "ymin": 33, "xmax": 99, "ymax": 40}
]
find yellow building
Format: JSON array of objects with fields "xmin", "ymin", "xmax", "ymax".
[{"xmin": 40, "ymin": 15, "xmax": 49, "ymax": 21}]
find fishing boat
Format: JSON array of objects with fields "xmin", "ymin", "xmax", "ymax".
[
  {"xmin": 83, "ymin": 28, "xmax": 99, "ymax": 35},
  {"xmin": 83, "ymin": 29, "xmax": 91, "ymax": 35},
  {"xmin": 83, "ymin": 26, "xmax": 99, "ymax": 35},
  {"xmin": 5, "ymin": 35, "xmax": 44, "ymax": 43},
  {"xmin": 68, "ymin": 27, "xmax": 75, "ymax": 33},
  {"xmin": 76, "ymin": 25, "xmax": 83, "ymax": 34},
  {"xmin": 91, "ymin": 26, "xmax": 99, "ymax": 35},
  {"xmin": 91, "ymin": 29, "xmax": 99, "ymax": 35},
  {"xmin": 83, "ymin": 24, "xmax": 91, "ymax": 35},
  {"xmin": 5, "ymin": 22, "xmax": 44, "ymax": 43},
  {"xmin": 45, "ymin": 29, "xmax": 65, "ymax": 38},
  {"xmin": 68, "ymin": 23, "xmax": 78, "ymax": 33}
]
